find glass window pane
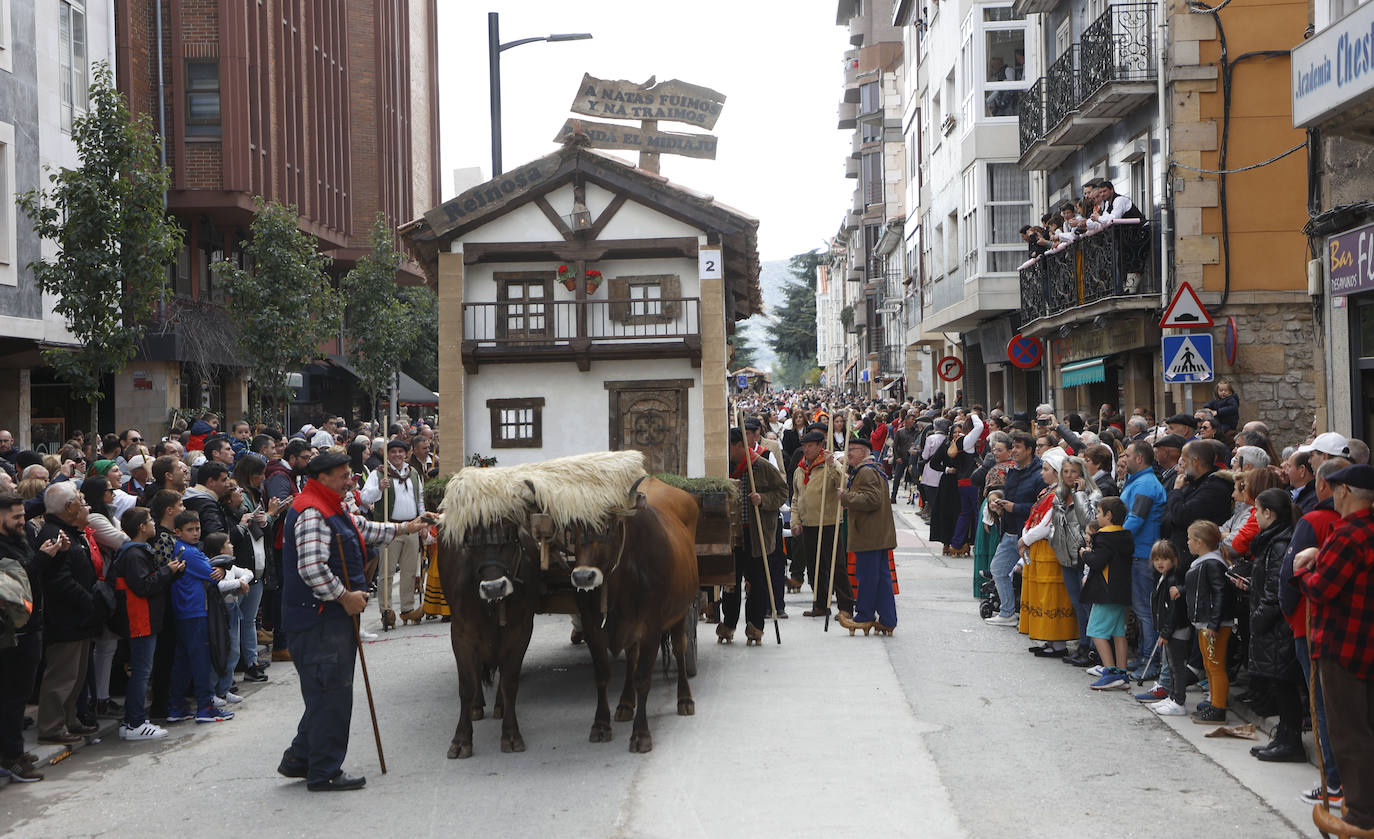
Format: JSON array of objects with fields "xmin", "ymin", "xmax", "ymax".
[
  {"xmin": 187, "ymin": 61, "xmax": 218, "ymax": 91},
  {"xmin": 985, "ymin": 29, "xmax": 1025, "ymax": 82},
  {"xmin": 188, "ymin": 92, "xmax": 220, "ymax": 121},
  {"xmin": 987, "ymin": 163, "xmax": 1029, "ymax": 202},
  {"xmin": 984, "ymin": 7, "xmax": 1023, "ymax": 21}
]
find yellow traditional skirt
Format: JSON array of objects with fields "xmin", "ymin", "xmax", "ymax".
[
  {"xmin": 1018, "ymin": 540, "xmax": 1077, "ymax": 642},
  {"xmin": 420, "ymin": 536, "xmax": 450, "ymax": 617}
]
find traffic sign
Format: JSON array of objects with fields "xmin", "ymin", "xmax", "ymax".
[
  {"xmin": 1160, "ymin": 282, "xmax": 1214, "ymax": 328},
  {"xmin": 1162, "ymin": 334, "xmax": 1214, "ymax": 383},
  {"xmin": 1007, "ymin": 334, "xmax": 1043, "ymax": 369},
  {"xmin": 1225, "ymin": 316, "xmax": 1238, "ymax": 365},
  {"xmin": 736, "ymin": 374, "xmax": 748, "ymax": 389},
  {"xmin": 937, "ymin": 355, "xmax": 964, "ymax": 382}
]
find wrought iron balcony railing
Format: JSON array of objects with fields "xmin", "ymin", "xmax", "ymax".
[
  {"xmin": 1080, "ymin": 3, "xmax": 1156, "ymax": 100},
  {"xmin": 1046, "ymin": 45, "xmax": 1080, "ymax": 130},
  {"xmin": 1017, "ymin": 222, "xmax": 1156, "ymax": 328},
  {"xmin": 1019, "ymin": 77, "xmax": 1047, "ymax": 156}
]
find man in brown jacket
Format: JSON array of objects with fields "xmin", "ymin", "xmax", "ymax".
[
  {"xmin": 722, "ymin": 428, "xmax": 789, "ymax": 644},
  {"xmin": 791, "ymin": 431, "xmax": 855, "ymax": 619},
  {"xmin": 839, "ymin": 435, "xmax": 898, "ymax": 634}
]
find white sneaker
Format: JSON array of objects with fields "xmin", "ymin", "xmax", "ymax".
[
  {"xmin": 1149, "ymin": 698, "xmax": 1187, "ymax": 716},
  {"xmin": 119, "ymin": 721, "xmax": 169, "ymax": 740},
  {"xmin": 359, "ymin": 629, "xmax": 379, "ymax": 640},
  {"xmin": 1086, "ymin": 664, "xmax": 1106, "ymax": 677},
  {"xmin": 983, "ymin": 614, "xmax": 1018, "ymax": 626},
  {"xmin": 221, "ymin": 691, "xmax": 243, "ymax": 704},
  {"xmin": 211, "ymin": 695, "xmax": 227, "ymax": 708}
]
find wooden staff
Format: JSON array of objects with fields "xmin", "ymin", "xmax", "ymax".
[
  {"xmin": 823, "ymin": 409, "xmax": 857, "ymax": 632},
  {"xmin": 809, "ymin": 405, "xmax": 835, "ymax": 593},
  {"xmin": 336, "ymin": 535, "xmax": 387, "ymax": 774},
  {"xmin": 734, "ymin": 403, "xmax": 781, "ymax": 644}
]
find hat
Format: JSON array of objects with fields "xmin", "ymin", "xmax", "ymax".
[
  {"xmin": 306, "ymin": 451, "xmax": 351, "ymax": 477},
  {"xmin": 386, "ymin": 438, "xmax": 411, "ymax": 451},
  {"xmin": 300, "ymin": 424, "xmax": 315, "ymax": 435},
  {"xmin": 90, "ymin": 459, "xmax": 116, "ymax": 477},
  {"xmin": 126, "ymin": 454, "xmax": 149, "ymax": 471},
  {"xmin": 1165, "ymin": 413, "xmax": 1198, "ymax": 429},
  {"xmin": 847, "ymin": 435, "xmax": 873, "ymax": 450},
  {"xmin": 1299, "ymin": 432, "xmax": 1351, "ymax": 458},
  {"xmin": 1323, "ymin": 464, "xmax": 1374, "ymax": 491},
  {"xmin": 799, "ymin": 431, "xmax": 826, "ymax": 445},
  {"xmin": 1041, "ymin": 446, "xmax": 1068, "ymax": 473},
  {"xmin": 1153, "ymin": 433, "xmax": 1187, "ymax": 450}
]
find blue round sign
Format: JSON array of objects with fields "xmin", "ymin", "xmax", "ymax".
[
  {"xmin": 1007, "ymin": 334, "xmax": 1043, "ymax": 369},
  {"xmin": 1225, "ymin": 316, "xmax": 1237, "ymax": 365}
]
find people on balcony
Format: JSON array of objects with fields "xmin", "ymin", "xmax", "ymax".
[{"xmin": 1020, "ymin": 225, "xmax": 1051, "ymax": 257}]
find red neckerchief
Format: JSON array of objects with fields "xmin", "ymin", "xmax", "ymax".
[
  {"xmin": 84, "ymin": 527, "xmax": 103, "ymax": 578},
  {"xmin": 800, "ymin": 452, "xmax": 828, "ymax": 485},
  {"xmin": 293, "ymin": 478, "xmax": 367, "ymax": 560},
  {"xmin": 731, "ymin": 451, "xmax": 760, "ymax": 480}
]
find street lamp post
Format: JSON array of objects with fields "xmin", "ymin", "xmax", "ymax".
[{"xmin": 488, "ymin": 12, "xmax": 592, "ymax": 177}]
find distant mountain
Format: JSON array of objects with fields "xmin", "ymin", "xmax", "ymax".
[{"xmin": 735, "ymin": 259, "xmax": 793, "ymax": 369}]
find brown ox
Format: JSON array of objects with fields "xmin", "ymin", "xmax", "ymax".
[{"xmin": 568, "ymin": 477, "xmax": 700, "ymax": 752}]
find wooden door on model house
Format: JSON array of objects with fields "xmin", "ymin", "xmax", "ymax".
[{"xmin": 605, "ymin": 379, "xmax": 691, "ymax": 476}]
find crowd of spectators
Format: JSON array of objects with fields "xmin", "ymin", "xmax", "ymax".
[{"xmin": 0, "ymin": 413, "xmax": 439, "ymax": 783}]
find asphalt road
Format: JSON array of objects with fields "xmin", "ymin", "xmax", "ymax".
[{"xmin": 2, "ymin": 507, "xmax": 1320, "ymax": 838}]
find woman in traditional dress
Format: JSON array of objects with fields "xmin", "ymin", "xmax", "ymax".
[
  {"xmin": 921, "ymin": 418, "xmax": 951, "ymax": 545},
  {"xmin": 1048, "ymin": 455, "xmax": 1101, "ymax": 659},
  {"xmin": 1016, "ymin": 447, "xmax": 1080, "ymax": 654}
]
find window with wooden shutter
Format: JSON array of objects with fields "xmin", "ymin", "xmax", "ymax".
[
  {"xmin": 608, "ymin": 274, "xmax": 680, "ymax": 325},
  {"xmin": 494, "ymin": 271, "xmax": 554, "ymax": 340},
  {"xmin": 487, "ymin": 397, "xmax": 544, "ymax": 448}
]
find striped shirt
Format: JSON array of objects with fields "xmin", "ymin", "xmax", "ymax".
[{"xmin": 295, "ymin": 508, "xmax": 402, "ymax": 602}]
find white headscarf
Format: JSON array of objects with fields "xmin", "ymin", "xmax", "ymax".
[{"xmin": 1041, "ymin": 446, "xmax": 1068, "ymax": 474}]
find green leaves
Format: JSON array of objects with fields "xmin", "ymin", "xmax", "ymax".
[
  {"xmin": 340, "ymin": 213, "xmax": 429, "ymax": 422},
  {"xmin": 17, "ymin": 63, "xmax": 182, "ymax": 410},
  {"xmin": 212, "ymin": 199, "xmax": 341, "ymax": 423},
  {"xmin": 767, "ymin": 249, "xmax": 821, "ymax": 387}
]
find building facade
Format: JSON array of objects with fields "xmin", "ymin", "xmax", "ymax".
[
  {"xmin": 0, "ymin": 0, "xmax": 113, "ymax": 450},
  {"xmin": 110, "ymin": 0, "xmax": 440, "ymax": 434}
]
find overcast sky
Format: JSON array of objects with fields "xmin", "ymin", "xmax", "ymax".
[{"xmin": 436, "ymin": 1, "xmax": 855, "ymax": 263}]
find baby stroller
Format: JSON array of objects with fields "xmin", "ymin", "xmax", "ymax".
[{"xmin": 978, "ymin": 568, "xmax": 1022, "ymax": 620}]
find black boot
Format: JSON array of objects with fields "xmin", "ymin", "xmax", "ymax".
[
  {"xmin": 1256, "ymin": 726, "xmax": 1307, "ymax": 763},
  {"xmin": 1250, "ymin": 724, "xmax": 1284, "ymax": 756}
]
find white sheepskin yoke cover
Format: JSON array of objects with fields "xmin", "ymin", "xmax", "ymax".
[{"xmin": 439, "ymin": 450, "xmax": 647, "ymax": 547}]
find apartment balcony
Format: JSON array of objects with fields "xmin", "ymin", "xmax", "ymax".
[
  {"xmin": 1017, "ymin": 221, "xmax": 1158, "ymax": 334},
  {"xmin": 875, "ymin": 345, "xmax": 905, "ymax": 377},
  {"xmin": 839, "ymin": 101, "xmax": 858, "ymax": 130},
  {"xmin": 845, "ymin": 156, "xmax": 860, "ymax": 178},
  {"xmin": 843, "ymin": 52, "xmax": 862, "ymax": 103},
  {"xmin": 461, "ymin": 298, "xmax": 701, "ymax": 373},
  {"xmin": 1018, "ymin": 4, "xmax": 1157, "ymax": 171}
]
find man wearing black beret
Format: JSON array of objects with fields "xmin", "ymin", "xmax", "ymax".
[
  {"xmin": 789, "ymin": 430, "xmax": 853, "ymax": 620},
  {"xmin": 276, "ymin": 451, "xmax": 433, "ymax": 791}
]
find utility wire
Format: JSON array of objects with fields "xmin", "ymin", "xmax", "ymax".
[{"xmin": 1170, "ymin": 141, "xmax": 1307, "ymax": 174}]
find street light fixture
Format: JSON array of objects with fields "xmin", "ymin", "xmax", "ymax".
[{"xmin": 488, "ymin": 12, "xmax": 592, "ymax": 177}]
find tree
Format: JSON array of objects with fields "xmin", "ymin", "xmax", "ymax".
[
  {"xmin": 212, "ymin": 199, "xmax": 341, "ymax": 424},
  {"xmin": 769, "ymin": 249, "xmax": 820, "ymax": 363},
  {"xmin": 341, "ymin": 214, "xmax": 423, "ymax": 424},
  {"xmin": 728, "ymin": 330, "xmax": 758, "ymax": 369},
  {"xmin": 18, "ymin": 63, "xmax": 182, "ymax": 433},
  {"xmin": 399, "ymin": 285, "xmax": 438, "ymax": 392}
]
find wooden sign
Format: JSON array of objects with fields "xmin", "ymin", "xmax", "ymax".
[
  {"xmin": 569, "ymin": 74, "xmax": 726, "ymax": 130},
  {"xmin": 554, "ymin": 119, "xmax": 718, "ymax": 160},
  {"xmin": 423, "ymin": 155, "xmax": 556, "ymax": 238}
]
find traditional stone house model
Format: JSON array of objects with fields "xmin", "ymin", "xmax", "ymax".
[{"xmin": 401, "ymin": 142, "xmax": 762, "ymax": 479}]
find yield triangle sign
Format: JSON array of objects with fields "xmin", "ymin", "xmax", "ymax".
[{"xmin": 1160, "ymin": 282, "xmax": 1213, "ymax": 328}]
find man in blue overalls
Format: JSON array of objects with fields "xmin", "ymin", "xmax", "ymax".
[{"xmin": 276, "ymin": 451, "xmax": 432, "ymax": 791}]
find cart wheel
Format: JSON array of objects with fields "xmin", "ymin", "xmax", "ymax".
[
  {"xmin": 978, "ymin": 599, "xmax": 995, "ymax": 620},
  {"xmin": 685, "ymin": 594, "xmax": 700, "ymax": 678}
]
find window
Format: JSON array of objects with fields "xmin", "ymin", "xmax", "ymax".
[
  {"xmin": 859, "ymin": 81, "xmax": 880, "ymax": 115},
  {"xmin": 494, "ymin": 272, "xmax": 553, "ymax": 340},
  {"xmin": 980, "ymin": 5, "xmax": 1028, "ymax": 119},
  {"xmin": 1130, "ymin": 157, "xmax": 1148, "ymax": 214},
  {"xmin": 985, "ymin": 162, "xmax": 1031, "ymax": 272},
  {"xmin": 186, "ymin": 60, "xmax": 221, "ymax": 137},
  {"xmin": 962, "ymin": 169, "xmax": 978, "ymax": 277},
  {"xmin": 0, "ymin": 0, "xmax": 12, "ymax": 74},
  {"xmin": 0, "ymin": 121, "xmax": 14, "ymax": 286},
  {"xmin": 862, "ymin": 151, "xmax": 883, "ymax": 206},
  {"xmin": 487, "ymin": 398, "xmax": 544, "ymax": 449},
  {"xmin": 59, "ymin": 0, "xmax": 87, "ymax": 132},
  {"xmin": 946, "ymin": 210, "xmax": 959, "ymax": 277},
  {"xmin": 629, "ymin": 282, "xmax": 662, "ymax": 319},
  {"xmin": 933, "ymin": 220, "xmax": 944, "ymax": 277},
  {"xmin": 609, "ymin": 274, "xmax": 681, "ymax": 325}
]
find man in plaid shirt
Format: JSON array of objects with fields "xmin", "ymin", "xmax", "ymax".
[{"xmin": 1294, "ymin": 463, "xmax": 1374, "ymax": 829}]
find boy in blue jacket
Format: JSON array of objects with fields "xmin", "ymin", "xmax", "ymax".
[{"xmin": 167, "ymin": 511, "xmax": 234, "ymax": 724}]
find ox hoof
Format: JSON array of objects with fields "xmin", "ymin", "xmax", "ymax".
[
  {"xmin": 677, "ymin": 699, "xmax": 695, "ymax": 716},
  {"xmin": 500, "ymin": 735, "xmax": 526, "ymax": 753},
  {"xmin": 448, "ymin": 742, "xmax": 472, "ymax": 760},
  {"xmin": 470, "ymin": 707, "xmax": 485, "ymax": 722},
  {"xmin": 614, "ymin": 705, "xmax": 635, "ymax": 722},
  {"xmin": 628, "ymin": 733, "xmax": 653, "ymax": 754},
  {"xmin": 589, "ymin": 723, "xmax": 614, "ymax": 743}
]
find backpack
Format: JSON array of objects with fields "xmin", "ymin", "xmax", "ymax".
[{"xmin": 0, "ymin": 557, "xmax": 34, "ymax": 649}]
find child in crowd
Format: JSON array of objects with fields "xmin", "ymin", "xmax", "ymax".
[
  {"xmin": 167, "ymin": 511, "xmax": 234, "ymax": 725},
  {"xmin": 1185, "ymin": 520, "xmax": 1234, "ymax": 723},
  {"xmin": 111, "ymin": 508, "xmax": 185, "ymax": 740},
  {"xmin": 1079, "ymin": 497, "xmax": 1134, "ymax": 690},
  {"xmin": 204, "ymin": 531, "xmax": 251, "ymax": 704},
  {"xmin": 1147, "ymin": 540, "xmax": 1192, "ymax": 716}
]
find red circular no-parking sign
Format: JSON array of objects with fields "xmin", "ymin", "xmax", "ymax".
[
  {"xmin": 937, "ymin": 355, "xmax": 964, "ymax": 382},
  {"xmin": 1007, "ymin": 334, "xmax": 1043, "ymax": 369}
]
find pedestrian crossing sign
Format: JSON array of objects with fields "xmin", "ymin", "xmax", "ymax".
[{"xmin": 1162, "ymin": 334, "xmax": 1214, "ymax": 383}]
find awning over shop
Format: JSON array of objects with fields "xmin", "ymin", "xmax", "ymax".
[
  {"xmin": 396, "ymin": 371, "xmax": 438, "ymax": 406},
  {"xmin": 879, "ymin": 378, "xmax": 902, "ymax": 393},
  {"xmin": 1061, "ymin": 356, "xmax": 1107, "ymax": 388},
  {"xmin": 842, "ymin": 358, "xmax": 858, "ymax": 375}
]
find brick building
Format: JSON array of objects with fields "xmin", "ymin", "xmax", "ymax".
[{"xmin": 110, "ymin": 0, "xmax": 440, "ymax": 433}]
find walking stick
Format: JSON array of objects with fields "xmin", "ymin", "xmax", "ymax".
[
  {"xmin": 823, "ymin": 409, "xmax": 856, "ymax": 632},
  {"xmin": 734, "ymin": 403, "xmax": 781, "ymax": 644},
  {"xmin": 336, "ymin": 535, "xmax": 387, "ymax": 774},
  {"xmin": 810, "ymin": 405, "xmax": 834, "ymax": 594}
]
